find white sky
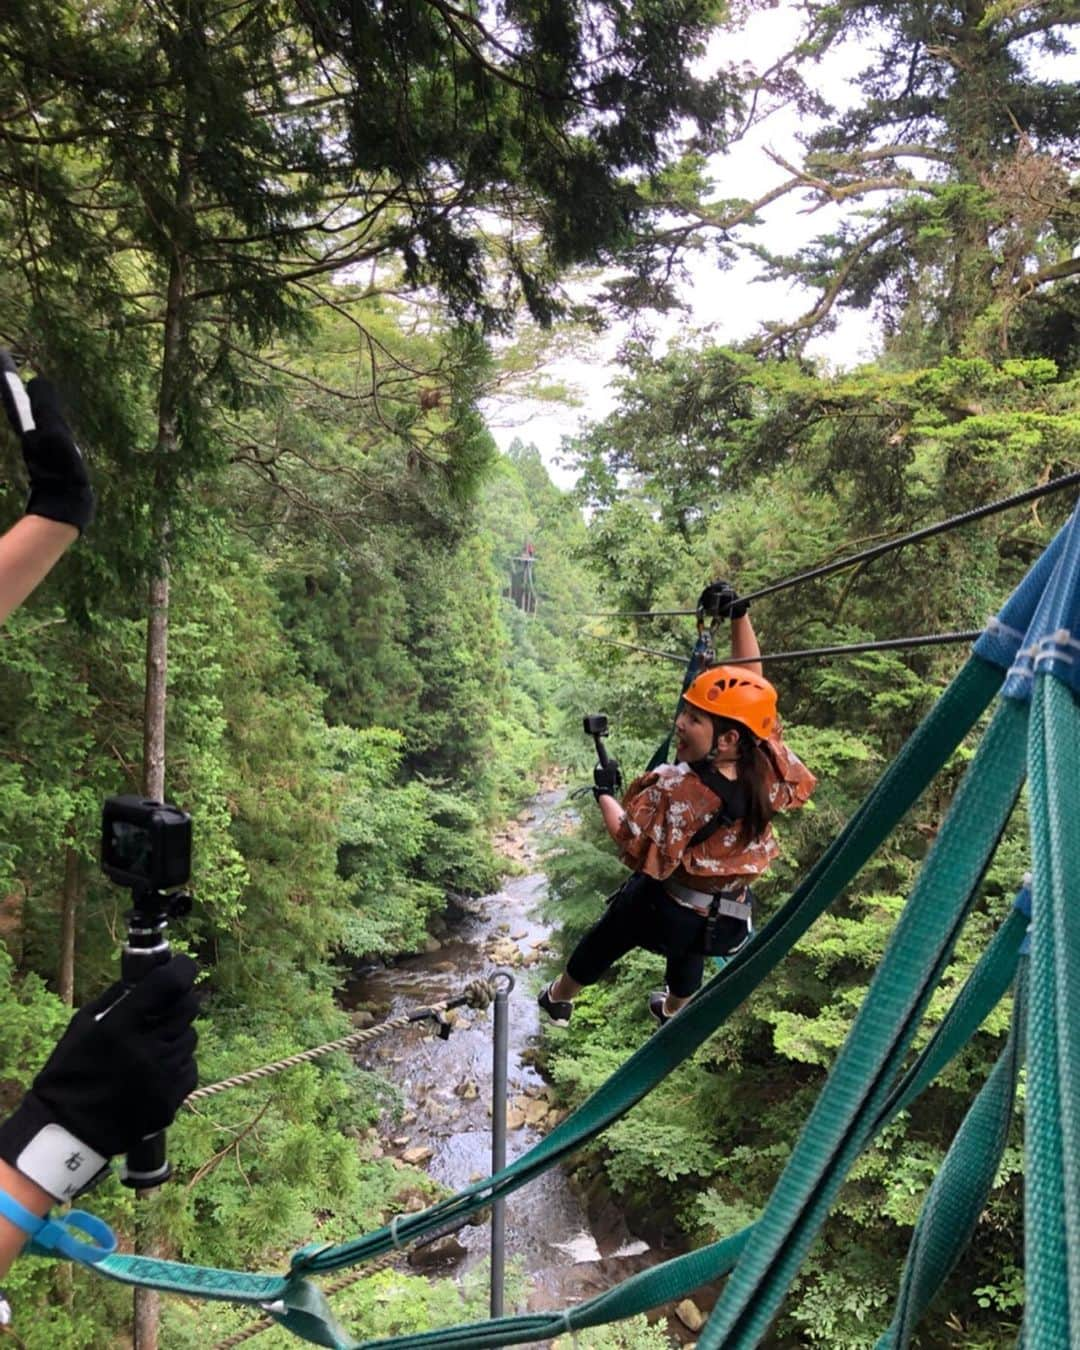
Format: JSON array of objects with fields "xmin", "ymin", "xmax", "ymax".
[{"xmin": 482, "ymin": 3, "xmax": 884, "ymax": 484}]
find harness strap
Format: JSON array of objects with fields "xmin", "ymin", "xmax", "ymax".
[{"xmin": 687, "ymin": 762, "xmax": 737, "ymax": 848}]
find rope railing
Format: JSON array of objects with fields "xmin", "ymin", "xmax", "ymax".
[
  {"xmin": 573, "ymin": 469, "xmax": 1080, "ymax": 620},
  {"xmin": 185, "ymin": 979, "xmax": 497, "ymax": 1106},
  {"xmin": 579, "ymin": 628, "xmax": 985, "ymax": 668}
]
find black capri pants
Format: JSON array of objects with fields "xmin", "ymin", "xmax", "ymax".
[{"xmin": 566, "ymin": 872, "xmax": 708, "ymax": 998}]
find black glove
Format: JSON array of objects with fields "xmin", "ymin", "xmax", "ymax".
[
  {"xmin": 697, "ymin": 580, "xmax": 749, "ymax": 621},
  {"xmin": 0, "ymin": 351, "xmax": 94, "ymax": 532},
  {"xmin": 0, "ymin": 956, "xmax": 199, "ymax": 1201},
  {"xmin": 593, "ymin": 758, "xmax": 622, "ymax": 801}
]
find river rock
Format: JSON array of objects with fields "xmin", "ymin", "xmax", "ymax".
[
  {"xmin": 455, "ymin": 1079, "xmax": 480, "ymax": 1101},
  {"xmin": 408, "ymin": 1234, "xmax": 467, "ymax": 1269},
  {"xmin": 524, "ymin": 1098, "xmax": 550, "ymax": 1127},
  {"xmin": 349, "ymin": 1009, "xmax": 376, "ymax": 1029},
  {"xmin": 402, "ymin": 1145, "xmax": 435, "ymax": 1166},
  {"xmin": 505, "ymin": 1104, "xmax": 527, "ymax": 1130},
  {"xmin": 675, "ymin": 1299, "xmax": 706, "ymax": 1332},
  {"xmin": 392, "ymin": 1136, "xmax": 410, "ymax": 1147},
  {"xmin": 422, "ymin": 936, "xmax": 442, "ymax": 954},
  {"xmin": 487, "ymin": 940, "xmax": 520, "ymax": 966},
  {"xmin": 431, "ymin": 960, "xmax": 456, "ymax": 973},
  {"xmin": 510, "ymin": 928, "xmax": 528, "ymax": 940}
]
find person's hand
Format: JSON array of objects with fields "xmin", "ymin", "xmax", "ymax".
[
  {"xmin": 0, "ymin": 351, "xmax": 94, "ymax": 533},
  {"xmin": 593, "ymin": 759, "xmax": 623, "ymax": 801},
  {"xmin": 697, "ymin": 579, "xmax": 749, "ymax": 621},
  {"xmin": 0, "ymin": 956, "xmax": 199, "ymax": 1201}
]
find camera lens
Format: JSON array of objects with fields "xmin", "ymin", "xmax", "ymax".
[{"xmin": 107, "ymin": 820, "xmax": 153, "ymax": 879}]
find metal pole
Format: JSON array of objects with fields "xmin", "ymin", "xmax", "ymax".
[{"xmin": 490, "ymin": 969, "xmax": 515, "ymax": 1318}]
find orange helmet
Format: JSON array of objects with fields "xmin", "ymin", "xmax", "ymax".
[{"xmin": 682, "ymin": 665, "xmax": 777, "ymax": 740}]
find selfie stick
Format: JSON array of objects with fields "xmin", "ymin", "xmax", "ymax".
[
  {"xmin": 120, "ymin": 889, "xmax": 190, "ymax": 1188},
  {"xmin": 583, "ymin": 714, "xmax": 612, "ymax": 769}
]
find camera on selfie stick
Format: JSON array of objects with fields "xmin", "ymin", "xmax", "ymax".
[
  {"xmin": 100, "ymin": 794, "xmax": 193, "ymax": 1188},
  {"xmin": 582, "ymin": 713, "xmax": 611, "ymax": 767}
]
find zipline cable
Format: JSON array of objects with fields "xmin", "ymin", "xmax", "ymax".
[
  {"xmin": 574, "ymin": 467, "xmax": 1080, "ymax": 619},
  {"xmin": 581, "ymin": 628, "xmax": 985, "ymax": 667}
]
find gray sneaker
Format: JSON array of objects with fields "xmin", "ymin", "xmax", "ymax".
[{"xmin": 538, "ymin": 982, "xmax": 573, "ymax": 1025}]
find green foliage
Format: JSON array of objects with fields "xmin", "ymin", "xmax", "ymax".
[{"xmin": 553, "ymin": 1313, "xmax": 677, "ymax": 1350}]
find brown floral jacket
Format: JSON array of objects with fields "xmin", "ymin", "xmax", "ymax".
[{"xmin": 613, "ymin": 733, "xmax": 817, "ymax": 888}]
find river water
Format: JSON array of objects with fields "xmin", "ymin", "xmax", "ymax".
[{"xmin": 346, "ymin": 790, "xmax": 700, "ymax": 1344}]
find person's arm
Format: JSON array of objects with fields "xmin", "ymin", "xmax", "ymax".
[
  {"xmin": 0, "ymin": 1161, "xmax": 51, "ymax": 1277},
  {"xmin": 0, "ymin": 515, "xmax": 78, "ymax": 625},
  {"xmin": 0, "ymin": 351, "xmax": 93, "ymax": 626},
  {"xmin": 597, "ymin": 791, "xmax": 627, "ymax": 842},
  {"xmin": 730, "ymin": 612, "xmax": 763, "ymax": 677},
  {"xmin": 0, "ymin": 956, "xmax": 199, "ymax": 1287}
]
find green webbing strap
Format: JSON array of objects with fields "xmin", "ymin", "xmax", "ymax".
[
  {"xmin": 1024, "ymin": 676, "xmax": 1080, "ymax": 1348},
  {"xmin": 877, "ymin": 962, "xmax": 1028, "ymax": 1349},
  {"xmin": 86, "ymin": 655, "xmax": 1004, "ymax": 1315},
  {"xmin": 876, "ymin": 900, "xmax": 1028, "ymax": 1126},
  {"xmin": 265, "ymin": 903, "xmax": 1029, "ymax": 1350},
  {"xmin": 696, "ymin": 695, "xmax": 1028, "ymax": 1350}
]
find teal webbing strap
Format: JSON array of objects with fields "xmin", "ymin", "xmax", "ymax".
[
  {"xmin": 877, "ymin": 963, "xmax": 1028, "ymax": 1349},
  {"xmin": 697, "ymin": 695, "xmax": 1029, "ymax": 1349},
  {"xmin": 94, "ymin": 1254, "xmax": 292, "ymax": 1304},
  {"xmin": 1024, "ymin": 676, "xmax": 1080, "ymax": 1348}
]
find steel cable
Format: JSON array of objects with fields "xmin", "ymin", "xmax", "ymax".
[
  {"xmin": 574, "ymin": 469, "xmax": 1080, "ymax": 620},
  {"xmin": 579, "ymin": 628, "xmax": 984, "ymax": 667}
]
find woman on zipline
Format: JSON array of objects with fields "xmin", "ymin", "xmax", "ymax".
[{"xmin": 541, "ymin": 594, "xmax": 816, "ymax": 1025}]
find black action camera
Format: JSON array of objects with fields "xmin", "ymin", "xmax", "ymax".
[
  {"xmin": 101, "ymin": 795, "xmax": 192, "ymax": 892},
  {"xmin": 582, "ymin": 714, "xmax": 609, "ymax": 738}
]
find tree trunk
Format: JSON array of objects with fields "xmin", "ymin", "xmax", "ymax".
[
  {"xmin": 143, "ymin": 567, "xmax": 170, "ymax": 803},
  {"xmin": 133, "ymin": 147, "xmax": 188, "ymax": 1345},
  {"xmin": 55, "ymin": 844, "xmax": 79, "ymax": 1311},
  {"xmin": 57, "ymin": 840, "xmax": 80, "ymax": 1007}
]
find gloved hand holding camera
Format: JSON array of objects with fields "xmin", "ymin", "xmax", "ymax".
[
  {"xmin": 593, "ymin": 759, "xmax": 623, "ymax": 801},
  {"xmin": 0, "ymin": 350, "xmax": 94, "ymax": 533},
  {"xmin": 0, "ymin": 956, "xmax": 199, "ymax": 1202}
]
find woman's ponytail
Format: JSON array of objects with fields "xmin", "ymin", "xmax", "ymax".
[
  {"xmin": 710, "ymin": 715, "xmax": 776, "ymax": 838},
  {"xmin": 736, "ymin": 731, "xmax": 776, "ymax": 839}
]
